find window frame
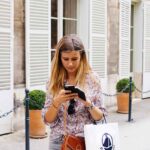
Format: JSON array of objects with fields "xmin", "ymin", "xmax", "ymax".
[{"xmin": 51, "ymin": 0, "xmax": 79, "ymax": 60}]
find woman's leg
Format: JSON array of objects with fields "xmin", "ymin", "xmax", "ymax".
[{"xmin": 49, "ymin": 136, "xmax": 63, "ymax": 150}]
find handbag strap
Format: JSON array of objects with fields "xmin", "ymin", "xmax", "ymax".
[{"xmin": 63, "ymin": 103, "xmax": 67, "ymax": 135}]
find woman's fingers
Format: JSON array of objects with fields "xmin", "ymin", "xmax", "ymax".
[
  {"xmin": 59, "ymin": 89, "xmax": 67, "ymax": 94},
  {"xmin": 57, "ymin": 89, "xmax": 78, "ymax": 102},
  {"xmin": 64, "ymin": 90, "xmax": 72, "ymax": 94},
  {"xmin": 64, "ymin": 93, "xmax": 78, "ymax": 101}
]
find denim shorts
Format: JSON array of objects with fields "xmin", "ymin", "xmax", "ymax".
[{"xmin": 49, "ymin": 135, "xmax": 63, "ymax": 150}]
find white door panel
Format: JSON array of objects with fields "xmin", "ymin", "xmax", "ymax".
[
  {"xmin": 90, "ymin": 0, "xmax": 107, "ymax": 78},
  {"xmin": 0, "ymin": 0, "xmax": 14, "ymax": 134},
  {"xmin": 25, "ymin": 0, "xmax": 50, "ymax": 91},
  {"xmin": 119, "ymin": 0, "xmax": 131, "ymax": 77},
  {"xmin": 143, "ymin": 73, "xmax": 150, "ymax": 98},
  {"xmin": 0, "ymin": 91, "xmax": 13, "ymax": 134},
  {"xmin": 143, "ymin": 2, "xmax": 150, "ymax": 98}
]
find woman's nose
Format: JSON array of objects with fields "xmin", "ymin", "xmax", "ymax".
[{"xmin": 68, "ymin": 61, "xmax": 73, "ymax": 66}]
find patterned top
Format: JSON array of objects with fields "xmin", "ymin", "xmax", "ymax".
[{"xmin": 42, "ymin": 71, "xmax": 106, "ymax": 140}]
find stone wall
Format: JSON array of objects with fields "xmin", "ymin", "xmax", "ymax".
[
  {"xmin": 14, "ymin": 0, "xmax": 25, "ymax": 88},
  {"xmin": 107, "ymin": 0, "xmax": 119, "ymax": 75},
  {"xmin": 13, "ymin": 0, "xmax": 25, "ymax": 131}
]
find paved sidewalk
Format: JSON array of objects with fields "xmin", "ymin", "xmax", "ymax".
[
  {"xmin": 107, "ymin": 98, "xmax": 150, "ymax": 150},
  {"xmin": 0, "ymin": 98, "xmax": 150, "ymax": 150}
]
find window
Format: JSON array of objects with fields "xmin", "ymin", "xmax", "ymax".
[
  {"xmin": 51, "ymin": 0, "xmax": 78, "ymax": 60},
  {"xmin": 51, "ymin": 0, "xmax": 58, "ymax": 49}
]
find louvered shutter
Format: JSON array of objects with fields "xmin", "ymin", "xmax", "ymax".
[
  {"xmin": 90, "ymin": 0, "xmax": 107, "ymax": 78},
  {"xmin": 119, "ymin": 0, "xmax": 131, "ymax": 77},
  {"xmin": 26, "ymin": 0, "xmax": 50, "ymax": 90},
  {"xmin": 0, "ymin": 0, "xmax": 14, "ymax": 134},
  {"xmin": 142, "ymin": 1, "xmax": 150, "ymax": 98}
]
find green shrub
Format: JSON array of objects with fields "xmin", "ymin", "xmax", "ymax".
[
  {"xmin": 27, "ymin": 90, "xmax": 46, "ymax": 110},
  {"xmin": 116, "ymin": 78, "xmax": 135, "ymax": 93}
]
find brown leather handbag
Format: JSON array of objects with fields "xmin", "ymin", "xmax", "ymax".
[{"xmin": 61, "ymin": 135, "xmax": 85, "ymax": 150}]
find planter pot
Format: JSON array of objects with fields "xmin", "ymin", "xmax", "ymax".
[
  {"xmin": 29, "ymin": 110, "xmax": 47, "ymax": 138},
  {"xmin": 117, "ymin": 93, "xmax": 129, "ymax": 114}
]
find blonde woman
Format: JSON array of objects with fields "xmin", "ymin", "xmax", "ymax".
[{"xmin": 43, "ymin": 34, "xmax": 106, "ymax": 150}]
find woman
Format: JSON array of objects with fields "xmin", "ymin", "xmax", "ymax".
[{"xmin": 43, "ymin": 34, "xmax": 106, "ymax": 150}]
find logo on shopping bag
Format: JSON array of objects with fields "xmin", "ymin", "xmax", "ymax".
[{"xmin": 100, "ymin": 133, "xmax": 115, "ymax": 150}]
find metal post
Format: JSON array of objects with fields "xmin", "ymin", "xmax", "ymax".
[
  {"xmin": 128, "ymin": 77, "xmax": 133, "ymax": 122},
  {"xmin": 25, "ymin": 89, "xmax": 30, "ymax": 150}
]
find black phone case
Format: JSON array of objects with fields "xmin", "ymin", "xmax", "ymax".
[
  {"xmin": 74, "ymin": 88, "xmax": 86, "ymax": 101},
  {"xmin": 64, "ymin": 85, "xmax": 86, "ymax": 101},
  {"xmin": 64, "ymin": 85, "xmax": 75, "ymax": 91}
]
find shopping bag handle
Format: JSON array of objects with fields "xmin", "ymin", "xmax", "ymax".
[{"xmin": 103, "ymin": 113, "xmax": 107, "ymax": 123}]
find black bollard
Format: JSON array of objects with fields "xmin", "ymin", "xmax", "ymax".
[
  {"xmin": 25, "ymin": 89, "xmax": 30, "ymax": 150},
  {"xmin": 128, "ymin": 77, "xmax": 133, "ymax": 122}
]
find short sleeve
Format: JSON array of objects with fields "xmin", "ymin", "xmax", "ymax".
[{"xmin": 89, "ymin": 72, "xmax": 107, "ymax": 115}]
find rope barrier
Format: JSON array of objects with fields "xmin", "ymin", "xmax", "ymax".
[{"xmin": 0, "ymin": 82, "xmax": 150, "ymax": 119}]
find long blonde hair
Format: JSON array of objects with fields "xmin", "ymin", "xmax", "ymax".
[{"xmin": 49, "ymin": 34, "xmax": 91, "ymax": 96}]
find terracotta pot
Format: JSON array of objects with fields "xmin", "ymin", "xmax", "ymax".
[
  {"xmin": 29, "ymin": 110, "xmax": 46, "ymax": 138},
  {"xmin": 117, "ymin": 93, "xmax": 129, "ymax": 114}
]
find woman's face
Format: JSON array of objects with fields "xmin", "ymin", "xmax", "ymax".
[{"xmin": 61, "ymin": 50, "xmax": 81, "ymax": 76}]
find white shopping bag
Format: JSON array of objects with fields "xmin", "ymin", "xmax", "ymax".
[{"xmin": 84, "ymin": 123, "xmax": 120, "ymax": 150}]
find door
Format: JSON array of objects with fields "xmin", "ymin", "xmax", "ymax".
[
  {"xmin": 89, "ymin": 0, "xmax": 107, "ymax": 78},
  {"xmin": 0, "ymin": 0, "xmax": 14, "ymax": 134},
  {"xmin": 143, "ymin": 1, "xmax": 150, "ymax": 98},
  {"xmin": 119, "ymin": 0, "xmax": 131, "ymax": 77},
  {"xmin": 89, "ymin": 0, "xmax": 107, "ymax": 92},
  {"xmin": 25, "ymin": 0, "xmax": 50, "ymax": 91}
]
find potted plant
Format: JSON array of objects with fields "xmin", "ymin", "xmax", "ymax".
[
  {"xmin": 26, "ymin": 90, "xmax": 47, "ymax": 138},
  {"xmin": 116, "ymin": 78, "xmax": 135, "ymax": 113}
]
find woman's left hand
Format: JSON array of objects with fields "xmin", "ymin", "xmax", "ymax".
[{"xmin": 77, "ymin": 97, "xmax": 92, "ymax": 107}]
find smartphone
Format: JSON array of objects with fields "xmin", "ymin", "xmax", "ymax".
[
  {"xmin": 64, "ymin": 85, "xmax": 75, "ymax": 92},
  {"xmin": 64, "ymin": 85, "xmax": 86, "ymax": 101},
  {"xmin": 74, "ymin": 88, "xmax": 86, "ymax": 101}
]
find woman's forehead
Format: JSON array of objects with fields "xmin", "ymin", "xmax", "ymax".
[{"xmin": 61, "ymin": 50, "xmax": 80, "ymax": 57}]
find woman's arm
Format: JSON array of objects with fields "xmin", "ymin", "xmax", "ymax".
[
  {"xmin": 79, "ymin": 72, "xmax": 106, "ymax": 121},
  {"xmin": 44, "ymin": 97, "xmax": 61, "ymax": 123},
  {"xmin": 44, "ymin": 90, "xmax": 78, "ymax": 123},
  {"xmin": 84, "ymin": 100, "xmax": 103, "ymax": 121}
]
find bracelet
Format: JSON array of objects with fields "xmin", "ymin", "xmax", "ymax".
[{"xmin": 52, "ymin": 102, "xmax": 58, "ymax": 110}]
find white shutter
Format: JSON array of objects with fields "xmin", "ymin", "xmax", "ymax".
[
  {"xmin": 142, "ymin": 1, "xmax": 150, "ymax": 98},
  {"xmin": 0, "ymin": 0, "xmax": 14, "ymax": 134},
  {"xmin": 119, "ymin": 0, "xmax": 131, "ymax": 77},
  {"xmin": 26, "ymin": 0, "xmax": 50, "ymax": 90},
  {"xmin": 90, "ymin": 0, "xmax": 107, "ymax": 78}
]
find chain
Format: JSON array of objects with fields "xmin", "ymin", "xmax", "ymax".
[
  {"xmin": 0, "ymin": 103, "xmax": 23, "ymax": 119},
  {"xmin": 101, "ymin": 84, "xmax": 130, "ymax": 97},
  {"xmin": 1, "ymin": 83, "xmax": 149, "ymax": 118},
  {"xmin": 101, "ymin": 83, "xmax": 150, "ymax": 97},
  {"xmin": 0, "ymin": 100, "xmax": 47, "ymax": 119},
  {"xmin": 134, "ymin": 85, "xmax": 150, "ymax": 94}
]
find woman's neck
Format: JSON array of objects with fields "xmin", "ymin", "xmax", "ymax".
[{"xmin": 67, "ymin": 75, "xmax": 76, "ymax": 85}]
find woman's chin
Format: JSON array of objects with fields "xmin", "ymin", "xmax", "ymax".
[{"xmin": 67, "ymin": 70, "xmax": 76, "ymax": 75}]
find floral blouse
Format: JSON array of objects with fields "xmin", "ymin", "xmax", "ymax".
[{"xmin": 42, "ymin": 71, "xmax": 106, "ymax": 140}]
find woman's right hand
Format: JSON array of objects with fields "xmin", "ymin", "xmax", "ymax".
[{"xmin": 53, "ymin": 89, "xmax": 78, "ymax": 107}]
